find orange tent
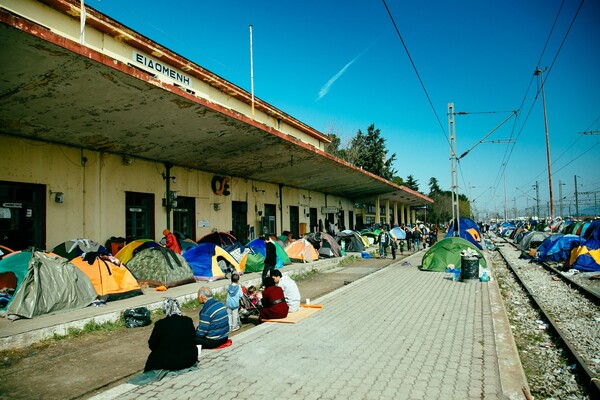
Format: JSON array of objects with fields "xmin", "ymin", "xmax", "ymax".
[
  {"xmin": 71, "ymin": 254, "xmax": 143, "ymax": 300},
  {"xmin": 285, "ymin": 239, "xmax": 319, "ymax": 263}
]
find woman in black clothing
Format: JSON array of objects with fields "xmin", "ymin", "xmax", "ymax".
[{"xmin": 144, "ymin": 298, "xmax": 198, "ymax": 372}]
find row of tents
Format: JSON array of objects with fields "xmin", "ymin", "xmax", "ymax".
[{"xmin": 0, "ymin": 228, "xmax": 394, "ymax": 319}]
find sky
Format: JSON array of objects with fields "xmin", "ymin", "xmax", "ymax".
[{"xmin": 89, "ymin": 0, "xmax": 600, "ymax": 219}]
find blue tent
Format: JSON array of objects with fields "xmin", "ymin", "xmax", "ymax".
[
  {"xmin": 568, "ymin": 239, "xmax": 600, "ymax": 272},
  {"xmin": 535, "ymin": 234, "xmax": 586, "ymax": 262},
  {"xmin": 182, "ymin": 243, "xmax": 241, "ymax": 281},
  {"xmin": 445, "ymin": 217, "xmax": 483, "ymax": 249},
  {"xmin": 245, "ymin": 238, "xmax": 288, "ymax": 269},
  {"xmin": 390, "ymin": 227, "xmax": 406, "ymax": 240},
  {"xmin": 583, "ymin": 220, "xmax": 600, "ymax": 240}
]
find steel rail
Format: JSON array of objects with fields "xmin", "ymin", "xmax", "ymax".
[
  {"xmin": 495, "ymin": 241, "xmax": 600, "ymax": 398},
  {"xmin": 503, "ymin": 236, "xmax": 600, "ymax": 305}
]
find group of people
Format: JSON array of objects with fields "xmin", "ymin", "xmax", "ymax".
[
  {"xmin": 143, "ymin": 237, "xmax": 301, "ymax": 373},
  {"xmin": 377, "ymin": 224, "xmax": 440, "ymax": 259}
]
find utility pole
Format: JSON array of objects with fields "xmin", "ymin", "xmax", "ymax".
[
  {"xmin": 448, "ymin": 103, "xmax": 460, "ymax": 235},
  {"xmin": 574, "ymin": 175, "xmax": 579, "ymax": 218},
  {"xmin": 535, "ymin": 181, "xmax": 540, "ymax": 219},
  {"xmin": 535, "ymin": 68, "xmax": 555, "ymax": 219},
  {"xmin": 558, "ymin": 180, "xmax": 565, "ymax": 218}
]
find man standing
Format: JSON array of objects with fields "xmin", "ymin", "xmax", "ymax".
[
  {"xmin": 271, "ymin": 269, "xmax": 301, "ymax": 313},
  {"xmin": 262, "ymin": 236, "xmax": 277, "ymax": 285},
  {"xmin": 378, "ymin": 226, "xmax": 389, "ymax": 258},
  {"xmin": 195, "ymin": 287, "xmax": 229, "ymax": 349}
]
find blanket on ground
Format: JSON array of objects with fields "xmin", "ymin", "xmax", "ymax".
[
  {"xmin": 263, "ymin": 304, "xmax": 323, "ymax": 324},
  {"xmin": 128, "ymin": 364, "xmax": 199, "ymax": 385}
]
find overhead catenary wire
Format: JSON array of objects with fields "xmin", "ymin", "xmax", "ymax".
[
  {"xmin": 381, "ymin": 0, "xmax": 448, "ymax": 146},
  {"xmin": 489, "ymin": 0, "xmax": 586, "ymax": 208}
]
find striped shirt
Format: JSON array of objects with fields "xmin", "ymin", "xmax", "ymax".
[{"xmin": 196, "ymin": 298, "xmax": 229, "ymax": 340}]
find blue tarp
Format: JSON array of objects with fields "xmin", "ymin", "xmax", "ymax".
[
  {"xmin": 569, "ymin": 239, "xmax": 600, "ymax": 272},
  {"xmin": 535, "ymin": 234, "xmax": 586, "ymax": 262}
]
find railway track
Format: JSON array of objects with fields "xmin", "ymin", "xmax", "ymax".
[
  {"xmin": 492, "ymin": 234, "xmax": 600, "ymax": 398},
  {"xmin": 503, "ymin": 237, "xmax": 600, "ymax": 304}
]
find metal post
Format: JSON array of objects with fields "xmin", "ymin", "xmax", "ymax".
[
  {"xmin": 448, "ymin": 103, "xmax": 460, "ymax": 235},
  {"xmin": 535, "ymin": 68, "xmax": 555, "ymax": 219},
  {"xmin": 574, "ymin": 175, "xmax": 579, "ymax": 218},
  {"xmin": 559, "ymin": 180, "xmax": 564, "ymax": 218},
  {"xmin": 249, "ymin": 25, "xmax": 255, "ymax": 118},
  {"xmin": 535, "ymin": 181, "xmax": 540, "ymax": 219}
]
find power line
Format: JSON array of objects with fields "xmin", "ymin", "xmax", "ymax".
[
  {"xmin": 381, "ymin": 0, "xmax": 448, "ymax": 144},
  {"xmin": 492, "ymin": 0, "xmax": 586, "ymax": 199}
]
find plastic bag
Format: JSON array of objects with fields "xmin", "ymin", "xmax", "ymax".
[{"xmin": 124, "ymin": 307, "xmax": 151, "ymax": 328}]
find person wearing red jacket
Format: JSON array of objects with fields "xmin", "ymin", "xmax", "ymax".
[
  {"xmin": 163, "ymin": 229, "xmax": 182, "ymax": 254},
  {"xmin": 258, "ymin": 277, "xmax": 288, "ymax": 323}
]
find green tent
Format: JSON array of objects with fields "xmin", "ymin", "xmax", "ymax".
[
  {"xmin": 243, "ymin": 252, "xmax": 265, "ymax": 273},
  {"xmin": 6, "ymin": 251, "xmax": 97, "ymax": 318},
  {"xmin": 421, "ymin": 237, "xmax": 487, "ymax": 272},
  {"xmin": 273, "ymin": 241, "xmax": 291, "ymax": 265},
  {"xmin": 127, "ymin": 246, "xmax": 194, "ymax": 287}
]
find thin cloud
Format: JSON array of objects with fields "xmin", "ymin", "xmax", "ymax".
[{"xmin": 317, "ymin": 42, "xmax": 375, "ymax": 101}]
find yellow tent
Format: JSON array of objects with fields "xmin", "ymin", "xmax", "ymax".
[
  {"xmin": 115, "ymin": 239, "xmax": 159, "ymax": 265},
  {"xmin": 71, "ymin": 254, "xmax": 143, "ymax": 300}
]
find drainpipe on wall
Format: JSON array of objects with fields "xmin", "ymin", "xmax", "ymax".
[
  {"xmin": 278, "ymin": 183, "xmax": 284, "ymax": 236},
  {"xmin": 164, "ymin": 162, "xmax": 173, "ymax": 230}
]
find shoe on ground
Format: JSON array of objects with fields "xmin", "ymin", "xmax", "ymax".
[{"xmin": 231, "ymin": 326, "xmax": 240, "ymax": 332}]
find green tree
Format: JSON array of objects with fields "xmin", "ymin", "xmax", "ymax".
[
  {"xmin": 428, "ymin": 177, "xmax": 442, "ymax": 195},
  {"xmin": 404, "ymin": 175, "xmax": 419, "ymax": 192},
  {"xmin": 351, "ymin": 124, "xmax": 397, "ymax": 180},
  {"xmin": 324, "ymin": 133, "xmax": 346, "ymax": 159},
  {"xmin": 391, "ymin": 176, "xmax": 406, "ymax": 186}
]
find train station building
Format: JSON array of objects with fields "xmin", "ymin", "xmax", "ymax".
[{"xmin": 0, "ymin": 0, "xmax": 432, "ymax": 250}]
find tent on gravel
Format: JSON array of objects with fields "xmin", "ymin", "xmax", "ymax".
[
  {"xmin": 567, "ymin": 239, "xmax": 600, "ymax": 272},
  {"xmin": 70, "ymin": 253, "xmax": 143, "ymax": 300},
  {"xmin": 518, "ymin": 231, "xmax": 550, "ymax": 257},
  {"xmin": 534, "ymin": 234, "xmax": 586, "ymax": 263},
  {"xmin": 183, "ymin": 242, "xmax": 242, "ymax": 281},
  {"xmin": 127, "ymin": 246, "xmax": 194, "ymax": 288},
  {"xmin": 421, "ymin": 237, "xmax": 487, "ymax": 272},
  {"xmin": 2, "ymin": 250, "xmax": 97, "ymax": 318},
  {"xmin": 583, "ymin": 220, "xmax": 600, "ymax": 240}
]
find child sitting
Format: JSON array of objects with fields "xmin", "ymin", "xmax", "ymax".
[
  {"xmin": 225, "ymin": 273, "xmax": 243, "ymax": 332},
  {"xmin": 247, "ymin": 285, "xmax": 262, "ymax": 307}
]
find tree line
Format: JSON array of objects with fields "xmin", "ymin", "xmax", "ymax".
[{"xmin": 325, "ymin": 124, "xmax": 471, "ymax": 225}]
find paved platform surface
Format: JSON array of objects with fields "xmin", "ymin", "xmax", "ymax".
[{"xmin": 90, "ymin": 251, "xmax": 529, "ymax": 400}]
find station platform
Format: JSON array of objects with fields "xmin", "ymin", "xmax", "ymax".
[{"xmin": 85, "ymin": 250, "xmax": 529, "ymax": 400}]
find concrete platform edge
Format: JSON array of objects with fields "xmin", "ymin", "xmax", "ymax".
[{"xmin": 488, "ymin": 257, "xmax": 530, "ymax": 399}]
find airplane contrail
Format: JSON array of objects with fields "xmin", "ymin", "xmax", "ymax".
[{"xmin": 317, "ymin": 42, "xmax": 376, "ymax": 100}]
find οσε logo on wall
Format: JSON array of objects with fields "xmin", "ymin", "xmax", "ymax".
[{"xmin": 211, "ymin": 176, "xmax": 231, "ymax": 196}]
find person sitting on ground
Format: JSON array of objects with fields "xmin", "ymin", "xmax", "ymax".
[
  {"xmin": 271, "ymin": 269, "xmax": 301, "ymax": 312},
  {"xmin": 195, "ymin": 286, "xmax": 229, "ymax": 348},
  {"xmin": 225, "ymin": 273, "xmax": 243, "ymax": 332},
  {"xmin": 163, "ymin": 229, "xmax": 182, "ymax": 254},
  {"xmin": 258, "ymin": 277, "xmax": 288, "ymax": 323},
  {"xmin": 144, "ymin": 298, "xmax": 198, "ymax": 372}
]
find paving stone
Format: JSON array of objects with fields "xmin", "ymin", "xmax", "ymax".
[{"xmin": 89, "ymin": 252, "xmax": 525, "ymax": 400}]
